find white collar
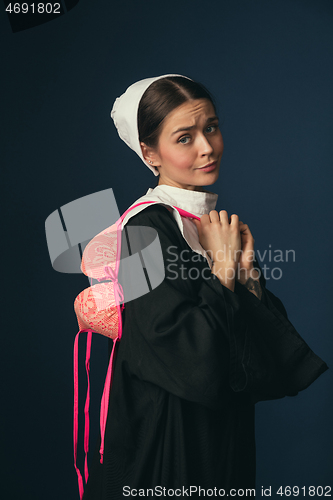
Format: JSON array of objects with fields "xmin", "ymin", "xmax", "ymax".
[{"xmin": 145, "ymin": 184, "xmax": 218, "ymax": 217}]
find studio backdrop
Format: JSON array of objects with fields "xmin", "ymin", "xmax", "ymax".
[{"xmin": 1, "ymin": 0, "xmax": 332, "ymax": 498}]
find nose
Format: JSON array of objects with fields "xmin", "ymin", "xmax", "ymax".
[{"xmin": 197, "ymin": 132, "xmax": 214, "ymax": 156}]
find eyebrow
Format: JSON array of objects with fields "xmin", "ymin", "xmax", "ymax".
[{"xmin": 171, "ymin": 116, "xmax": 219, "ymax": 136}]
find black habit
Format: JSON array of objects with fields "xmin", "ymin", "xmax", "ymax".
[{"xmin": 82, "ymin": 204, "xmax": 328, "ymax": 499}]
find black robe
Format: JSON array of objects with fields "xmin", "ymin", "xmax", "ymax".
[{"xmin": 82, "ymin": 204, "xmax": 328, "ymax": 499}]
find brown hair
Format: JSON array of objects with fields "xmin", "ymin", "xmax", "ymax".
[{"xmin": 138, "ymin": 76, "xmax": 217, "ymax": 150}]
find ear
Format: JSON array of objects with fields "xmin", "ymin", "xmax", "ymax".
[{"xmin": 140, "ymin": 142, "xmax": 161, "ymax": 168}]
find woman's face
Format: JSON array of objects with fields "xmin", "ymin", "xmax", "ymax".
[{"xmin": 141, "ymin": 98, "xmax": 224, "ymax": 191}]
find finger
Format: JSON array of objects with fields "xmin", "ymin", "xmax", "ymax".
[
  {"xmin": 239, "ymin": 223, "xmax": 255, "ymax": 241},
  {"xmin": 239, "ymin": 223, "xmax": 250, "ymax": 234},
  {"xmin": 200, "ymin": 214, "xmax": 209, "ymax": 220},
  {"xmin": 219, "ymin": 210, "xmax": 229, "ymax": 224},
  {"xmin": 208, "ymin": 210, "xmax": 220, "ymax": 222},
  {"xmin": 229, "ymin": 213, "xmax": 239, "ymax": 226},
  {"xmin": 199, "ymin": 213, "xmax": 211, "ymax": 225}
]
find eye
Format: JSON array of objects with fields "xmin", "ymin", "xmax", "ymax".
[
  {"xmin": 206, "ymin": 124, "xmax": 218, "ymax": 133},
  {"xmin": 178, "ymin": 135, "xmax": 191, "ymax": 144}
]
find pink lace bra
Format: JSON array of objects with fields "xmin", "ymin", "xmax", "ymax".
[{"xmin": 73, "ymin": 201, "xmax": 200, "ymax": 499}]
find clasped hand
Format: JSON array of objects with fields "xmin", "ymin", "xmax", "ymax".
[{"xmin": 193, "ymin": 210, "xmax": 255, "ymax": 290}]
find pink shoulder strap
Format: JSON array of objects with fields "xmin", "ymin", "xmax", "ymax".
[{"xmin": 73, "ymin": 202, "xmax": 200, "ymax": 498}]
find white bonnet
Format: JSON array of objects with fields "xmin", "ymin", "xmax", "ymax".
[{"xmin": 110, "ymin": 74, "xmax": 192, "ymax": 176}]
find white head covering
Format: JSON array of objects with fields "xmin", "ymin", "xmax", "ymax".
[{"xmin": 110, "ymin": 74, "xmax": 192, "ymax": 176}]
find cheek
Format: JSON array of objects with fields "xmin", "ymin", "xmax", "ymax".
[
  {"xmin": 162, "ymin": 147, "xmax": 195, "ymax": 170},
  {"xmin": 216, "ymin": 133, "xmax": 224, "ymax": 154},
  {"xmin": 174, "ymin": 151, "xmax": 195, "ymax": 169}
]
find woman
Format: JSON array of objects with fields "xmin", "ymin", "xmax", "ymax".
[{"xmin": 81, "ymin": 74, "xmax": 328, "ymax": 499}]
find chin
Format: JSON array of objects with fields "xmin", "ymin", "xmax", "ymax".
[{"xmin": 199, "ymin": 171, "xmax": 220, "ymax": 186}]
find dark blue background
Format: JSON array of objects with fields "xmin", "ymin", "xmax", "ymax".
[{"xmin": 1, "ymin": 0, "xmax": 332, "ymax": 498}]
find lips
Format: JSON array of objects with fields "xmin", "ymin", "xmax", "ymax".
[{"xmin": 198, "ymin": 161, "xmax": 217, "ymax": 172}]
